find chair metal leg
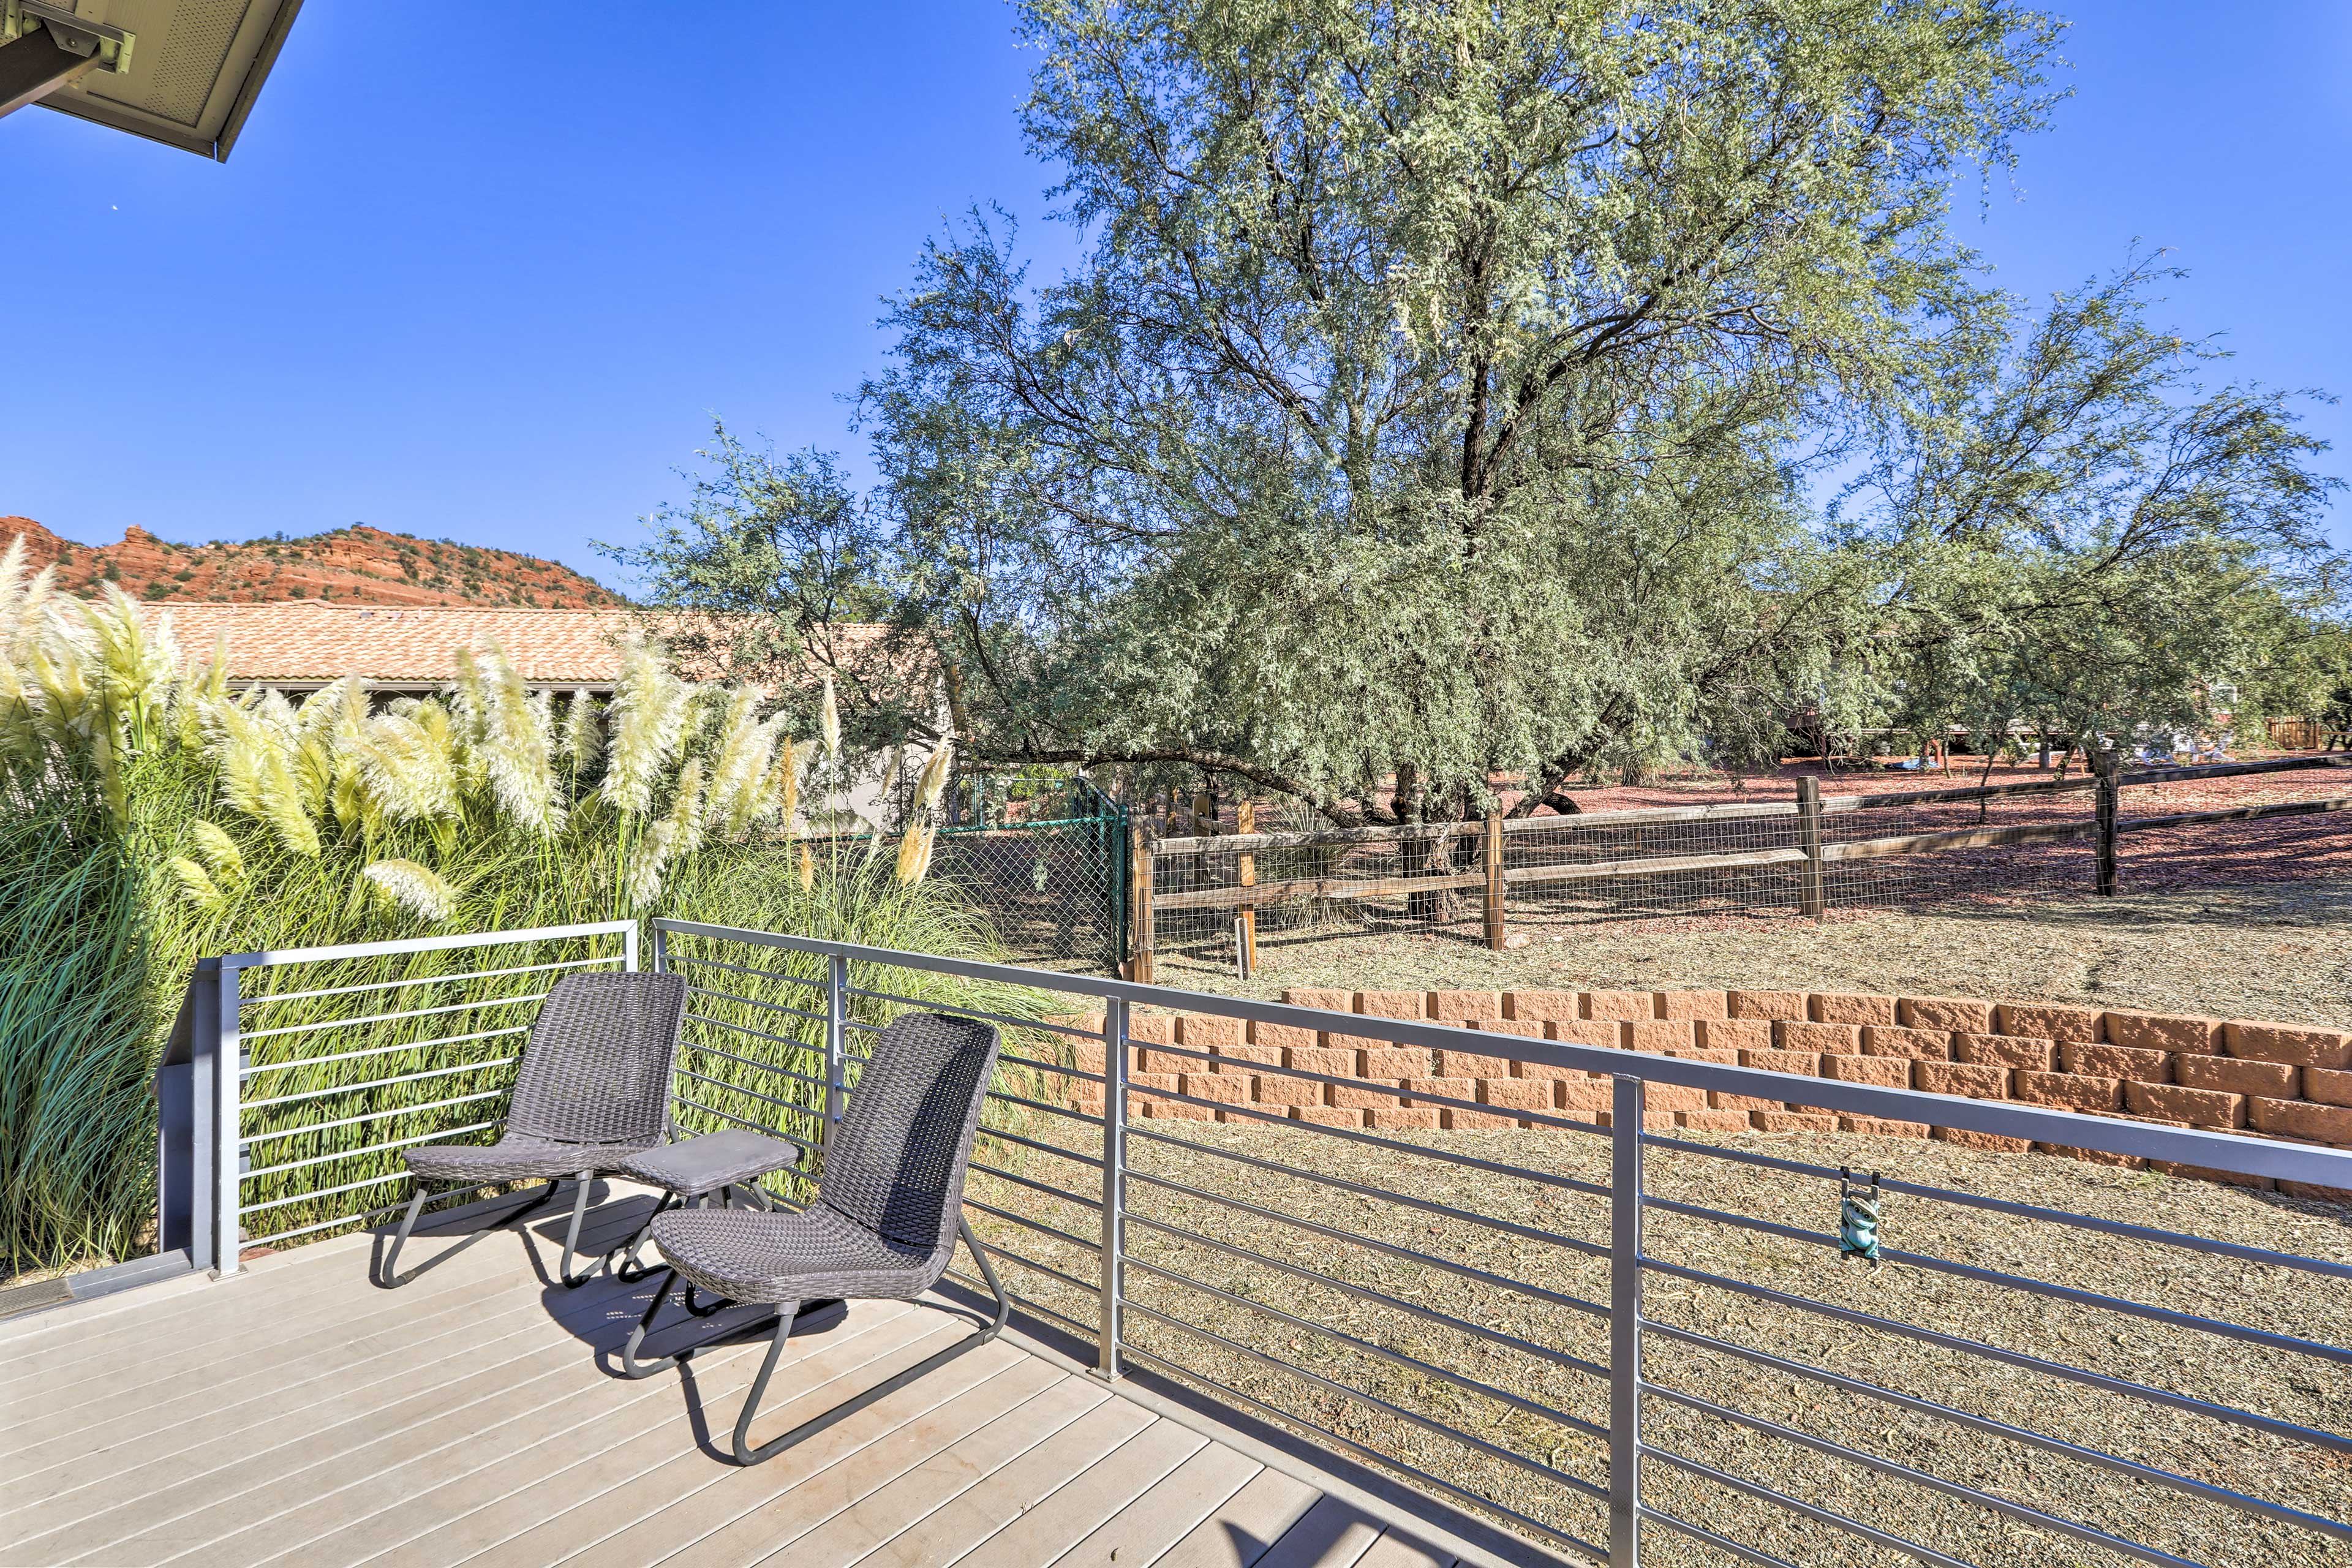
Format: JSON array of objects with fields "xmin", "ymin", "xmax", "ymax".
[
  {"xmin": 374, "ymin": 1177, "xmax": 559, "ymax": 1289},
  {"xmin": 611, "ymin": 1192, "xmax": 679, "ymax": 1285},
  {"xmin": 556, "ymin": 1170, "xmax": 601, "ymax": 1289},
  {"xmin": 729, "ymin": 1218, "xmax": 1011, "ymax": 1466},
  {"xmin": 620, "ymin": 1270, "xmax": 687, "ymax": 1378}
]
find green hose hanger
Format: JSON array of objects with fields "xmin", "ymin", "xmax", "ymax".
[{"xmin": 1839, "ymin": 1167, "xmax": 1882, "ymax": 1265}]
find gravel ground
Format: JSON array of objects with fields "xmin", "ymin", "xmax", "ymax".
[
  {"xmin": 963, "ymin": 1116, "xmax": 2352, "ymax": 1567},
  {"xmin": 1152, "ymin": 876, "xmax": 2352, "ymax": 1033}
]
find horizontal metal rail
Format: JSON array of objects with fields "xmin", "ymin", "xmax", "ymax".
[
  {"xmin": 239, "ymin": 954, "xmax": 620, "ymax": 1008},
  {"xmin": 240, "ymin": 1053, "xmax": 518, "ymax": 1112},
  {"xmin": 243, "ymin": 1118, "xmax": 502, "ymax": 1182},
  {"xmin": 239, "ymin": 992, "xmax": 549, "ymax": 1040},
  {"xmin": 974, "ymin": 1123, "xmax": 1103, "ymax": 1169},
  {"xmin": 685, "ymin": 986, "xmax": 828, "ymax": 1023},
  {"xmin": 679, "ymin": 1036, "xmax": 827, "ymax": 1089},
  {"xmin": 962, "ymin": 1196, "xmax": 1101, "ymax": 1256},
  {"xmin": 845, "ymin": 985, "xmax": 1099, "ymax": 1040},
  {"xmin": 682, "ymin": 1011, "xmax": 828, "ymax": 1061},
  {"xmin": 663, "ymin": 951, "xmax": 826, "ymax": 991},
  {"xmin": 1642, "ymin": 1447, "xmax": 1973, "ymax": 1568},
  {"xmin": 970, "ymin": 1160, "xmax": 1104, "ymax": 1215},
  {"xmin": 239, "ymin": 1088, "xmax": 507, "ymax": 1147}
]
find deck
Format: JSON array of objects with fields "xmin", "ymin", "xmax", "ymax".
[{"xmin": 0, "ymin": 1192, "xmax": 1502, "ymax": 1568}]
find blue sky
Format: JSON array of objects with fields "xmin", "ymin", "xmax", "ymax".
[{"xmin": 6, "ymin": 1, "xmax": 2347, "ymax": 589}]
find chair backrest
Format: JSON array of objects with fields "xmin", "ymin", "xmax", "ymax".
[
  {"xmin": 818, "ymin": 1011, "xmax": 1000, "ymax": 1260},
  {"xmin": 503, "ymin": 970, "xmax": 687, "ymax": 1146}
]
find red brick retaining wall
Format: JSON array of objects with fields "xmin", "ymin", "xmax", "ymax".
[{"xmin": 1044, "ymin": 989, "xmax": 2352, "ymax": 1200}]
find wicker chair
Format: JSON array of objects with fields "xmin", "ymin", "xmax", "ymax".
[
  {"xmin": 375, "ymin": 970, "xmax": 688, "ymax": 1289},
  {"xmin": 618, "ymin": 1010, "xmax": 1009, "ymax": 1466}
]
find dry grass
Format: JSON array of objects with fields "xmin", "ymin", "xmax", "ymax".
[
  {"xmin": 963, "ymin": 1115, "xmax": 2352, "ymax": 1567},
  {"xmin": 1153, "ymin": 877, "xmax": 2352, "ymax": 1033}
]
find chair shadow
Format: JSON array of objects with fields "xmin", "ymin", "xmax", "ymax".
[{"xmin": 365, "ymin": 1180, "xmax": 646, "ymax": 1290}]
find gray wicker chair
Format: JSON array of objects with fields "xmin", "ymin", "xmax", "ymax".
[
  {"xmin": 375, "ymin": 970, "xmax": 688, "ymax": 1289},
  {"xmin": 618, "ymin": 1010, "xmax": 1009, "ymax": 1465}
]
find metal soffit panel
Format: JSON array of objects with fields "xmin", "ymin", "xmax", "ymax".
[{"xmin": 29, "ymin": 0, "xmax": 301, "ymax": 159}]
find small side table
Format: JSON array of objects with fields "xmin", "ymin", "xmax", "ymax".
[{"xmin": 608, "ymin": 1129, "xmax": 804, "ymax": 1297}]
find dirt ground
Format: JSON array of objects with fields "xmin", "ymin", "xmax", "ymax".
[{"xmin": 1152, "ymin": 876, "xmax": 2352, "ymax": 1031}]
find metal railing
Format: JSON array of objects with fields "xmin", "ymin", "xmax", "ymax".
[
  {"xmin": 650, "ymin": 918, "xmax": 2352, "ymax": 1568},
  {"xmin": 158, "ymin": 921, "xmax": 636, "ymax": 1275},
  {"xmin": 165, "ymin": 915, "xmax": 2352, "ymax": 1565}
]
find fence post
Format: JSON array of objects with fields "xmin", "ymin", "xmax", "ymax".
[
  {"xmin": 1796, "ymin": 775, "xmax": 1826, "ymax": 921},
  {"xmin": 1097, "ymin": 997, "xmax": 1129, "ymax": 1379},
  {"xmin": 1608, "ymin": 1073, "xmax": 1646, "ymax": 1566},
  {"xmin": 1235, "ymin": 800, "xmax": 1259, "ymax": 976},
  {"xmin": 1483, "ymin": 811, "xmax": 1507, "ymax": 949},
  {"xmin": 1129, "ymin": 826, "xmax": 1155, "ymax": 984},
  {"xmin": 822, "ymin": 952, "xmax": 849, "ymax": 1151},
  {"xmin": 2094, "ymin": 744, "xmax": 2120, "ymax": 896},
  {"xmin": 216, "ymin": 963, "xmax": 244, "ymax": 1278}
]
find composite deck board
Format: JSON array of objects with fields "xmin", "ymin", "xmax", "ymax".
[
  {"xmin": 0, "ymin": 1199, "xmax": 1512, "ymax": 1568},
  {"xmin": 1149, "ymin": 1470, "xmax": 1325, "ymax": 1568}
]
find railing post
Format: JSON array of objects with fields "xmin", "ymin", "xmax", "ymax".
[
  {"xmin": 646, "ymin": 922, "xmax": 665, "ymax": 974},
  {"xmin": 822, "ymin": 952, "xmax": 849, "ymax": 1151},
  {"xmin": 1608, "ymin": 1073, "xmax": 1645, "ymax": 1566},
  {"xmin": 1796, "ymin": 775, "xmax": 1826, "ymax": 921},
  {"xmin": 2094, "ymin": 744, "xmax": 2120, "ymax": 896},
  {"xmin": 1097, "ymin": 997, "xmax": 1129, "ymax": 1379},
  {"xmin": 625, "ymin": 922, "xmax": 642, "ymax": 972},
  {"xmin": 1483, "ymin": 810, "xmax": 1507, "ymax": 949},
  {"xmin": 216, "ymin": 963, "xmax": 244, "ymax": 1278},
  {"xmin": 1129, "ymin": 827, "xmax": 1155, "ymax": 984}
]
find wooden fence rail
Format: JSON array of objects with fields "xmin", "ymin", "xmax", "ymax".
[{"xmin": 1126, "ymin": 753, "xmax": 2352, "ymax": 973}]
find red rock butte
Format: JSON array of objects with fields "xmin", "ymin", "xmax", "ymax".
[{"xmin": 0, "ymin": 518, "xmax": 624, "ymax": 609}]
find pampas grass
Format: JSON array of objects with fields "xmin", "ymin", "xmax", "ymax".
[{"xmin": 0, "ymin": 549, "xmax": 1011, "ymax": 1275}]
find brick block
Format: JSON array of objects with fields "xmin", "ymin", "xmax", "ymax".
[
  {"xmin": 1933, "ymin": 1126, "xmax": 2032, "ymax": 1153},
  {"xmin": 1072, "ymin": 1040, "xmax": 1107, "ymax": 1076},
  {"xmin": 1330, "ymin": 1082, "xmax": 1407, "ymax": 1109},
  {"xmin": 1439, "ymin": 1049, "xmax": 1517, "ymax": 1079},
  {"xmin": 1355, "ymin": 990, "xmax": 1427, "ymax": 1021},
  {"xmin": 1751, "ymin": 1110, "xmax": 1838, "ymax": 1132},
  {"xmin": 1596, "ymin": 1111, "xmax": 1682, "ymax": 1131},
  {"xmin": 1444, "ymin": 1107, "xmax": 1518, "ymax": 1130},
  {"xmin": 1548, "ymin": 1019, "xmax": 1619, "ymax": 1050},
  {"xmin": 1069, "ymin": 1083, "xmax": 1105, "ymax": 1117},
  {"xmin": 1953, "ymin": 1034, "xmax": 2057, "ymax": 1072},
  {"xmin": 2061, "ymin": 1042, "xmax": 2172, "ymax": 1084},
  {"xmin": 1624, "ymin": 1020, "xmax": 1697, "ymax": 1054},
  {"xmin": 1823, "ymin": 1055, "xmax": 1909, "ymax": 1088},
  {"xmin": 1811, "ymin": 992, "xmax": 1898, "ymax": 1026},
  {"xmin": 1678, "ymin": 1109, "xmax": 1752, "ymax": 1132},
  {"xmin": 1914, "ymin": 1061, "xmax": 2009, "ymax": 1099},
  {"xmin": 1695, "ymin": 1018, "xmax": 1773, "ymax": 1054},
  {"xmin": 1283, "ymin": 987, "xmax": 1351, "ymax": 1013},
  {"xmin": 2124, "ymin": 1081, "xmax": 2245, "ymax": 1128},
  {"xmin": 1127, "ymin": 1072, "xmax": 1179, "ymax": 1113},
  {"xmin": 1429, "ymin": 989, "xmax": 1503, "ymax": 1022},
  {"xmin": 1128, "ymin": 1014, "xmax": 1175, "ymax": 1045},
  {"xmin": 1479, "ymin": 1019, "xmax": 1547, "ymax": 1039},
  {"xmin": 1148, "ymin": 1096, "xmax": 1216, "ymax": 1121},
  {"xmin": 1294, "ymin": 1106, "xmax": 1365, "ymax": 1128},
  {"xmin": 1285, "ymin": 1046, "xmax": 1356, "ymax": 1079},
  {"xmin": 2177, "ymin": 1054, "xmax": 2299, "ymax": 1099},
  {"xmin": 1503, "ymin": 989, "xmax": 1581, "ymax": 1022},
  {"xmin": 1996, "ymin": 1003, "xmax": 2103, "ymax": 1042},
  {"xmin": 1250, "ymin": 1020, "xmax": 1317, "ymax": 1053},
  {"xmin": 1640, "ymin": 1080, "xmax": 1708, "ymax": 1113},
  {"xmin": 1711, "ymin": 1089, "xmax": 1782, "ymax": 1113},
  {"xmin": 1898, "ymin": 997, "xmax": 1994, "ymax": 1033},
  {"xmin": 1669, "ymin": 1046, "xmax": 1739, "ymax": 1065},
  {"xmin": 1778, "ymin": 1021, "xmax": 1863, "ymax": 1054},
  {"xmin": 1182, "ymin": 1072, "xmax": 1249, "ymax": 1107},
  {"xmin": 1358, "ymin": 1047, "xmax": 1431, "ymax": 1080},
  {"xmin": 1654, "ymin": 990, "xmax": 1729, "ymax": 1020},
  {"xmin": 1212, "ymin": 1042, "xmax": 1282, "ymax": 1070},
  {"xmin": 2103, "ymin": 1012, "xmax": 2223, "ymax": 1053},
  {"xmin": 1177, "ymin": 1014, "xmax": 1243, "ymax": 1050},
  {"xmin": 1727, "ymin": 990, "xmax": 1807, "ymax": 1020},
  {"xmin": 1366, "ymin": 1107, "xmax": 1442, "ymax": 1130},
  {"xmin": 1404, "ymin": 1077, "xmax": 1477, "ymax": 1107},
  {"xmin": 2249, "ymin": 1098, "xmax": 2352, "ymax": 1145},
  {"xmin": 2305, "ymin": 1068, "xmax": 2352, "ymax": 1107},
  {"xmin": 1140, "ymin": 1047, "xmax": 1191, "ymax": 1075},
  {"xmin": 1479, "ymin": 1077, "xmax": 1555, "ymax": 1114},
  {"xmin": 2014, "ymin": 1071, "xmax": 2123, "ymax": 1114},
  {"xmin": 1047, "ymin": 1012, "xmax": 1106, "ymax": 1035},
  {"xmin": 2225, "ymin": 1022, "xmax": 2352, "ymax": 1070},
  {"xmin": 1582, "ymin": 990, "xmax": 1653, "ymax": 1022},
  {"xmin": 1861, "ymin": 1026, "xmax": 1954, "ymax": 1061},
  {"xmin": 1839, "ymin": 1115, "xmax": 1928, "ymax": 1137},
  {"xmin": 1558, "ymin": 1080, "xmax": 1615, "ymax": 1115},
  {"xmin": 1254, "ymin": 1073, "xmax": 1322, "ymax": 1108},
  {"xmin": 1740, "ymin": 1048, "xmax": 1822, "ymax": 1078}
]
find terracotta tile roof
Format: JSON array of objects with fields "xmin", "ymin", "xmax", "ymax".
[
  {"xmin": 141, "ymin": 601, "xmax": 898, "ymax": 690},
  {"xmin": 148, "ymin": 601, "xmax": 635, "ymax": 685}
]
